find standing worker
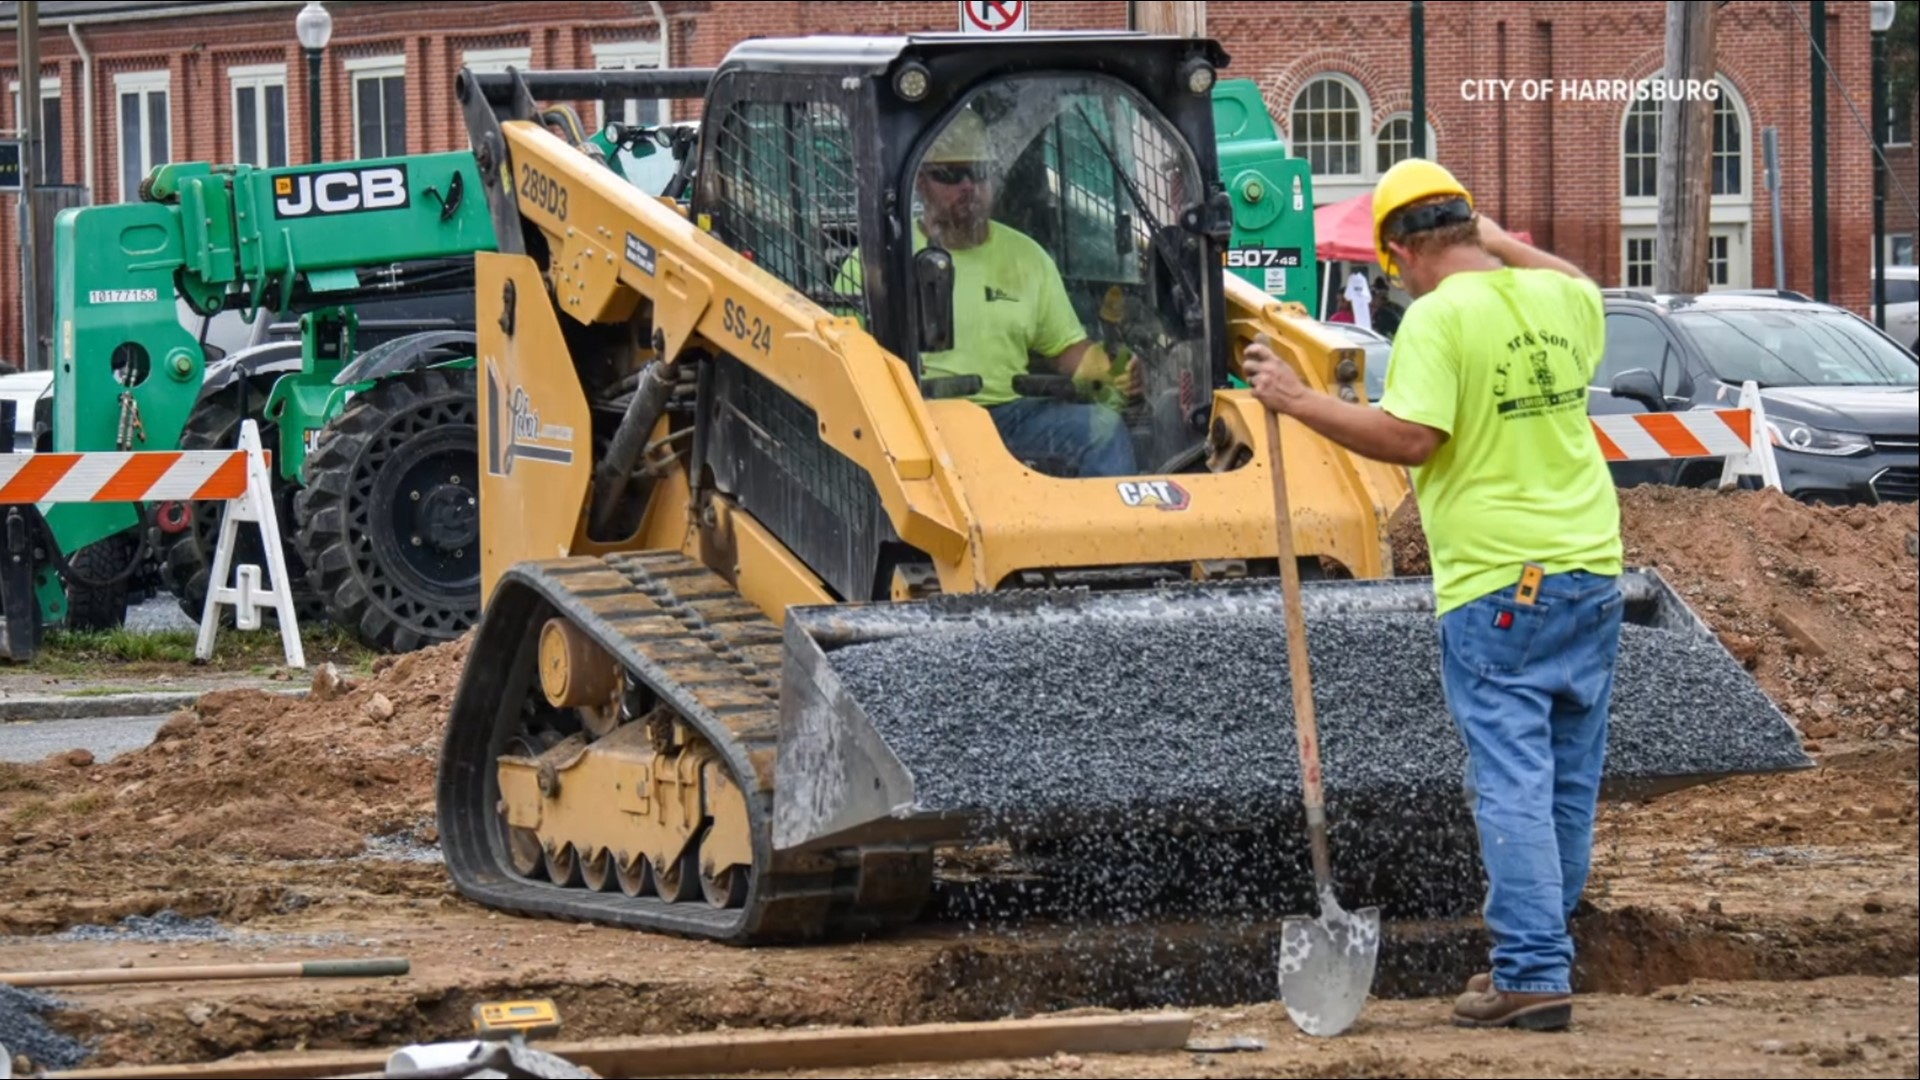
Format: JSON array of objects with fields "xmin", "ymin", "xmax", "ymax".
[
  {"xmin": 1344, "ymin": 267, "xmax": 1374, "ymax": 332},
  {"xmin": 1241, "ymin": 159, "xmax": 1624, "ymax": 1032}
]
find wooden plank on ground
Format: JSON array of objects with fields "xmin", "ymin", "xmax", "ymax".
[{"xmin": 47, "ymin": 1011, "xmax": 1195, "ymax": 1079}]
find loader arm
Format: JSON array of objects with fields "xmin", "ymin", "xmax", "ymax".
[{"xmin": 485, "ymin": 115, "xmax": 973, "ymax": 575}]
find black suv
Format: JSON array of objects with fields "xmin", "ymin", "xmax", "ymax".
[{"xmin": 1595, "ymin": 289, "xmax": 1919, "ymax": 505}]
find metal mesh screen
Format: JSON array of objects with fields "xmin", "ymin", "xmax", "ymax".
[
  {"xmin": 1013, "ymin": 93, "xmax": 1190, "ymax": 287},
  {"xmin": 710, "ymin": 98, "xmax": 865, "ymax": 319}
]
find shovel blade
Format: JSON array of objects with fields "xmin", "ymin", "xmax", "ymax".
[{"xmin": 1277, "ymin": 890, "xmax": 1381, "ymax": 1037}]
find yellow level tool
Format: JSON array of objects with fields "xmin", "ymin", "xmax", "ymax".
[{"xmin": 472, "ymin": 999, "xmax": 562, "ymax": 1040}]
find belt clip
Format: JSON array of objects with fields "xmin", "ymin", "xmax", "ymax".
[{"xmin": 1515, "ymin": 562, "xmax": 1545, "ymax": 606}]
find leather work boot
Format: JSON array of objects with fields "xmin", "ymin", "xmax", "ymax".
[
  {"xmin": 1451, "ymin": 987, "xmax": 1573, "ymax": 1031},
  {"xmin": 1467, "ymin": 972, "xmax": 1491, "ymax": 993}
]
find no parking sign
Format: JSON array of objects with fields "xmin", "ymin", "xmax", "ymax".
[{"xmin": 959, "ymin": 0, "xmax": 1029, "ymax": 33}]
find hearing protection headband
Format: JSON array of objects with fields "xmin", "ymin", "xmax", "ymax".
[{"xmin": 1388, "ymin": 196, "xmax": 1473, "ymax": 240}]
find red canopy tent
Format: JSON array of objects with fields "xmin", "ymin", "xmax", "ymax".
[
  {"xmin": 1312, "ymin": 192, "xmax": 1531, "ymax": 318},
  {"xmin": 1314, "ymin": 191, "xmax": 1531, "ymax": 267}
]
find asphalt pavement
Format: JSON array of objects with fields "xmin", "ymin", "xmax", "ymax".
[{"xmin": 0, "ymin": 714, "xmax": 169, "ymax": 764}]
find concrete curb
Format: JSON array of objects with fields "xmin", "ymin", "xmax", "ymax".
[{"xmin": 0, "ymin": 687, "xmax": 308, "ymax": 723}]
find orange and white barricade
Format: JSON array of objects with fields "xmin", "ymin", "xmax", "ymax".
[
  {"xmin": 1590, "ymin": 379, "xmax": 1782, "ymax": 492},
  {"xmin": 0, "ymin": 420, "xmax": 305, "ymax": 668}
]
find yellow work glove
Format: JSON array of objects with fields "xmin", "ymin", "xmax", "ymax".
[{"xmin": 1072, "ymin": 344, "xmax": 1140, "ymax": 408}]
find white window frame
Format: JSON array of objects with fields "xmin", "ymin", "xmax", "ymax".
[
  {"xmin": 1281, "ymin": 74, "xmax": 1445, "ymax": 210},
  {"xmin": 346, "ymin": 54, "xmax": 406, "ymax": 159},
  {"xmin": 1288, "ymin": 73, "xmax": 1368, "ymax": 182},
  {"xmin": 229, "ymin": 62, "xmax": 288, "ymax": 168},
  {"xmin": 8, "ymin": 75, "xmax": 59, "ymax": 180},
  {"xmin": 592, "ymin": 39, "xmax": 666, "ymax": 131},
  {"xmin": 1619, "ymin": 74, "xmax": 1753, "ymax": 291},
  {"xmin": 1619, "ymin": 224, "xmax": 1750, "ymax": 290},
  {"xmin": 114, "ymin": 70, "xmax": 171, "ymax": 202},
  {"xmin": 461, "ymin": 47, "xmax": 532, "ymax": 75},
  {"xmin": 1373, "ymin": 112, "xmax": 1439, "ymax": 175}
]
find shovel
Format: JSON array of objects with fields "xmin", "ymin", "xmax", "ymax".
[{"xmin": 1258, "ymin": 349, "xmax": 1380, "ymax": 1038}]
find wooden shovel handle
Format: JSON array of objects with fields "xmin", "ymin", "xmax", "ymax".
[{"xmin": 1264, "ymin": 404, "xmax": 1335, "ymax": 892}]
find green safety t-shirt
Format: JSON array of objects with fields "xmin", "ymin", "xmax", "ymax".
[
  {"xmin": 1376, "ymin": 266, "xmax": 1623, "ymax": 616},
  {"xmin": 837, "ymin": 222, "xmax": 1086, "ymax": 405}
]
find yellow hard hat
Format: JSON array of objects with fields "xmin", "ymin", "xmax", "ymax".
[
  {"xmin": 1373, "ymin": 158, "xmax": 1473, "ymax": 277},
  {"xmin": 927, "ymin": 107, "xmax": 993, "ymax": 164}
]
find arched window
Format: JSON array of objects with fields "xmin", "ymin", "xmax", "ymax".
[
  {"xmin": 1619, "ymin": 75, "xmax": 1754, "ymax": 290},
  {"xmin": 1375, "ymin": 113, "xmax": 1439, "ymax": 173},
  {"xmin": 1621, "ymin": 89, "xmax": 1747, "ymax": 199},
  {"xmin": 1290, "ymin": 74, "xmax": 1365, "ymax": 178}
]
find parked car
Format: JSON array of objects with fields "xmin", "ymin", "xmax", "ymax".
[
  {"xmin": 1595, "ymin": 289, "xmax": 1918, "ymax": 504},
  {"xmin": 1871, "ymin": 264, "xmax": 1918, "ymax": 354}
]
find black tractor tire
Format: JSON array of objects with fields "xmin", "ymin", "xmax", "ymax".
[
  {"xmin": 294, "ymin": 367, "xmax": 481, "ymax": 654},
  {"xmin": 150, "ymin": 378, "xmax": 326, "ymax": 628},
  {"xmin": 63, "ymin": 530, "xmax": 142, "ymax": 631}
]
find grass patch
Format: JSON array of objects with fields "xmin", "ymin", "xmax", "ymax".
[
  {"xmin": 60, "ymin": 792, "xmax": 106, "ymax": 816},
  {"xmin": 0, "ymin": 763, "xmax": 41, "ymax": 793},
  {"xmin": 29, "ymin": 625, "xmax": 376, "ymax": 676}
]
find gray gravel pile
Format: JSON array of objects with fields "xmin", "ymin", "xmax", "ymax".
[
  {"xmin": 52, "ymin": 911, "xmax": 233, "ymax": 945},
  {"xmin": 0, "ymin": 985, "xmax": 90, "ymax": 1073},
  {"xmin": 832, "ymin": 610, "xmax": 1807, "ymax": 921},
  {"xmin": 833, "ymin": 612, "xmax": 1805, "ymax": 819},
  {"xmin": 26, "ymin": 911, "xmax": 375, "ymax": 951},
  {"xmin": 359, "ymin": 831, "xmax": 444, "ymax": 864}
]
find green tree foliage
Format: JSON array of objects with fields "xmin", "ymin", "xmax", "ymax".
[{"xmin": 1891, "ymin": 1, "xmax": 1918, "ymax": 131}]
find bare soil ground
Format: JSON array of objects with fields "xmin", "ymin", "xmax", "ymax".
[{"xmin": 1, "ymin": 487, "xmax": 1915, "ymax": 1078}]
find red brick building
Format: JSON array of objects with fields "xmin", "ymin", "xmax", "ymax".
[{"xmin": 1, "ymin": 0, "xmax": 1910, "ymax": 368}]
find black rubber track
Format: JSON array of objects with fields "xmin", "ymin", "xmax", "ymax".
[
  {"xmin": 294, "ymin": 367, "xmax": 482, "ymax": 654},
  {"xmin": 436, "ymin": 552, "xmax": 932, "ymax": 945},
  {"xmin": 150, "ymin": 378, "xmax": 325, "ymax": 627}
]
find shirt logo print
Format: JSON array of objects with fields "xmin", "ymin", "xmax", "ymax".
[{"xmin": 985, "ymin": 286, "xmax": 1020, "ymax": 303}]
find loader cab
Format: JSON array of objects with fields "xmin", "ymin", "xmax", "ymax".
[{"xmin": 692, "ymin": 33, "xmax": 1234, "ymax": 480}]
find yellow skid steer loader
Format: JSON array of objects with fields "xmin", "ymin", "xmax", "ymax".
[{"xmin": 434, "ymin": 32, "xmax": 1810, "ymax": 944}]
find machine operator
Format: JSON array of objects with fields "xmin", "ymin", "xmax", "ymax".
[{"xmin": 841, "ymin": 107, "xmax": 1142, "ymax": 478}]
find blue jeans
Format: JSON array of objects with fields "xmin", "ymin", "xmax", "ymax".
[
  {"xmin": 1438, "ymin": 569, "xmax": 1625, "ymax": 996},
  {"xmin": 987, "ymin": 398, "xmax": 1137, "ymax": 477}
]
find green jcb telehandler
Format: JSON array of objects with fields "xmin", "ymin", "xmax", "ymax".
[
  {"xmin": 0, "ymin": 111, "xmax": 705, "ymax": 663},
  {"xmin": 3, "ymin": 151, "xmax": 492, "ymax": 661}
]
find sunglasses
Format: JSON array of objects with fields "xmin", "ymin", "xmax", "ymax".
[{"xmin": 924, "ymin": 164, "xmax": 984, "ymax": 185}]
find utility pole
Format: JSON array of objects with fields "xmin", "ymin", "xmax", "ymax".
[
  {"xmin": 1128, "ymin": 1, "xmax": 1206, "ymax": 35},
  {"xmin": 1810, "ymin": 0, "xmax": 1828, "ymax": 302},
  {"xmin": 1871, "ymin": 0, "xmax": 1892, "ymax": 329},
  {"xmin": 18, "ymin": 0, "xmax": 40, "ymax": 371},
  {"xmin": 1411, "ymin": 2, "xmax": 1426, "ymax": 158},
  {"xmin": 1655, "ymin": 0, "xmax": 1716, "ymax": 295}
]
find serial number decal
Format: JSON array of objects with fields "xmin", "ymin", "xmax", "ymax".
[
  {"xmin": 722, "ymin": 298, "xmax": 773, "ymax": 354},
  {"xmin": 519, "ymin": 162, "xmax": 569, "ymax": 220},
  {"xmin": 1223, "ymin": 246, "xmax": 1303, "ymax": 269}
]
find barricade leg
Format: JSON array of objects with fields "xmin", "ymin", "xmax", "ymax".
[{"xmin": 195, "ymin": 420, "xmax": 306, "ymax": 669}]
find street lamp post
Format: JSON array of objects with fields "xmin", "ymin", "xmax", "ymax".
[
  {"xmin": 296, "ymin": 2, "xmax": 333, "ymax": 165},
  {"xmin": 1871, "ymin": 0, "xmax": 1894, "ymax": 331}
]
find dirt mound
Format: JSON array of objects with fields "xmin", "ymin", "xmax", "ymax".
[
  {"xmin": 1391, "ymin": 485, "xmax": 1920, "ymax": 743},
  {"xmin": 0, "ymin": 638, "xmax": 471, "ymax": 932}
]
